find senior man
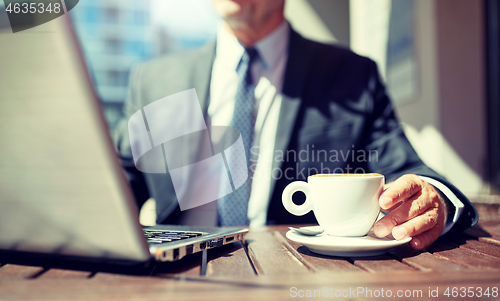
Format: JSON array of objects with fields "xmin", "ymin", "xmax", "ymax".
[{"xmin": 115, "ymin": 0, "xmax": 477, "ymax": 250}]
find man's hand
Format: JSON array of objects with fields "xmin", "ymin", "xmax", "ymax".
[{"xmin": 373, "ymin": 174, "xmax": 447, "ymax": 250}]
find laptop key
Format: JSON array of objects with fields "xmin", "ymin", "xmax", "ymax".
[
  {"xmin": 144, "ymin": 230, "xmax": 204, "ymax": 244},
  {"xmin": 148, "ymin": 237, "xmax": 172, "ymax": 241},
  {"xmin": 148, "ymin": 240, "xmax": 165, "ymax": 244}
]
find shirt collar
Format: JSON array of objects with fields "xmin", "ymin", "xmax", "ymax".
[{"xmin": 215, "ymin": 21, "xmax": 290, "ymax": 71}]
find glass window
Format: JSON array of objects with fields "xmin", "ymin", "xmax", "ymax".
[{"xmin": 69, "ymin": 0, "xmax": 219, "ymax": 129}]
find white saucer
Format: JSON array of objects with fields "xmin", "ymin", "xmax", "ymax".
[{"xmin": 286, "ymin": 226, "xmax": 412, "ymax": 257}]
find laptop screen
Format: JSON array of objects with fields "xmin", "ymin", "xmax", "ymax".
[{"xmin": 0, "ymin": 14, "xmax": 149, "ymax": 262}]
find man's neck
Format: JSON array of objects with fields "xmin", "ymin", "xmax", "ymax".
[{"xmin": 223, "ymin": 14, "xmax": 285, "ymax": 47}]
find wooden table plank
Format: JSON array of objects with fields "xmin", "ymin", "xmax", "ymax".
[
  {"xmin": 91, "ymin": 271, "xmax": 155, "ymax": 281},
  {"xmin": 38, "ymin": 268, "xmax": 93, "ymax": 279},
  {"xmin": 463, "ymin": 224, "xmax": 500, "ymax": 247},
  {"xmin": 2, "ymin": 273, "xmax": 500, "ymax": 301},
  {"xmin": 464, "ymin": 225, "xmax": 500, "ymax": 241},
  {"xmin": 152, "ymin": 253, "xmax": 202, "ymax": 277},
  {"xmin": 153, "ymin": 242, "xmax": 257, "ymax": 278},
  {"xmin": 402, "ymin": 252, "xmax": 469, "ymax": 272},
  {"xmin": 389, "ymin": 244, "xmax": 469, "ymax": 272},
  {"xmin": 478, "ymin": 236, "xmax": 500, "ymax": 246},
  {"xmin": 275, "ymin": 228, "xmax": 363, "ymax": 273},
  {"xmin": 477, "ymin": 221, "xmax": 500, "ymax": 233},
  {"xmin": 245, "ymin": 229, "xmax": 310, "ymax": 275},
  {"xmin": 206, "ymin": 241, "xmax": 256, "ymax": 277},
  {"xmin": 430, "ymin": 242, "xmax": 500, "ymax": 270},
  {"xmin": 351, "ymin": 254, "xmax": 417, "ymax": 273},
  {"xmin": 459, "ymin": 239, "xmax": 500, "ymax": 259},
  {"xmin": 0, "ymin": 264, "xmax": 46, "ymax": 280},
  {"xmin": 2, "ymin": 261, "xmax": 500, "ymax": 300}
]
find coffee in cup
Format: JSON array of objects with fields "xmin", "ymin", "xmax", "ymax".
[{"xmin": 282, "ymin": 173, "xmax": 384, "ymax": 237}]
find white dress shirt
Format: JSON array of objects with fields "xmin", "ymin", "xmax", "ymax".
[
  {"xmin": 198, "ymin": 21, "xmax": 464, "ymax": 234},
  {"xmin": 209, "ymin": 21, "xmax": 289, "ymax": 227}
]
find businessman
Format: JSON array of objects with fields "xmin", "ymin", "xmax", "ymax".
[{"xmin": 114, "ymin": 0, "xmax": 477, "ymax": 250}]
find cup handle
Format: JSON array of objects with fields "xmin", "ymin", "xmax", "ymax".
[{"xmin": 282, "ymin": 181, "xmax": 313, "ymax": 216}]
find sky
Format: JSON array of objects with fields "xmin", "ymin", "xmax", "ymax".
[{"xmin": 150, "ymin": 0, "xmax": 220, "ymax": 39}]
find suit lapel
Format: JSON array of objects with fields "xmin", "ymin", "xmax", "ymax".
[
  {"xmin": 154, "ymin": 42, "xmax": 217, "ymax": 222},
  {"xmin": 271, "ymin": 30, "xmax": 315, "ymax": 182},
  {"xmin": 187, "ymin": 41, "xmax": 216, "ymax": 163},
  {"xmin": 192, "ymin": 40, "xmax": 216, "ymax": 115}
]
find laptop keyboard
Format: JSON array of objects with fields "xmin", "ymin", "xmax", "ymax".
[{"xmin": 144, "ymin": 229, "xmax": 204, "ymax": 244}]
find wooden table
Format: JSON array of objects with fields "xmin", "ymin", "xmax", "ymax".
[{"xmin": 1, "ymin": 219, "xmax": 500, "ymax": 300}]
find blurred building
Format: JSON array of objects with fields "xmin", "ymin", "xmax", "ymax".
[
  {"xmin": 70, "ymin": 0, "xmax": 153, "ymax": 127},
  {"xmin": 69, "ymin": 0, "xmax": 219, "ymax": 129}
]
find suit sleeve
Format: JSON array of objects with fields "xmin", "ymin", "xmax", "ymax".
[
  {"xmin": 113, "ymin": 65, "xmax": 150, "ymax": 209},
  {"xmin": 363, "ymin": 60, "xmax": 478, "ymax": 235}
]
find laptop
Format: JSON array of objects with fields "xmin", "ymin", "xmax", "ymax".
[{"xmin": 0, "ymin": 14, "xmax": 247, "ymax": 267}]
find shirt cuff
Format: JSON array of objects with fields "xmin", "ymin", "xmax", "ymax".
[{"xmin": 419, "ymin": 176, "xmax": 464, "ymax": 236}]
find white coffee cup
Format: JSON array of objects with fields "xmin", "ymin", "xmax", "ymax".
[{"xmin": 282, "ymin": 173, "xmax": 384, "ymax": 237}]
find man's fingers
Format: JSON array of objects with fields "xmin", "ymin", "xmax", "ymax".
[
  {"xmin": 374, "ymin": 177, "xmax": 446, "ymax": 249},
  {"xmin": 379, "ymin": 174, "xmax": 424, "ymax": 209},
  {"xmin": 373, "ymin": 193, "xmax": 433, "ymax": 237},
  {"xmin": 390, "ymin": 208, "xmax": 440, "ymax": 240},
  {"xmin": 379, "ymin": 183, "xmax": 394, "ymax": 213},
  {"xmin": 410, "ymin": 226, "xmax": 443, "ymax": 250}
]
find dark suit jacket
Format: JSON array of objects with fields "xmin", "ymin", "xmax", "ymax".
[{"xmin": 114, "ymin": 29, "xmax": 478, "ymax": 235}]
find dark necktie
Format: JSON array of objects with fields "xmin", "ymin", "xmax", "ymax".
[{"xmin": 217, "ymin": 47, "xmax": 259, "ymax": 226}]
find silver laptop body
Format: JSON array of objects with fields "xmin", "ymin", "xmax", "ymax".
[{"xmin": 0, "ymin": 14, "xmax": 247, "ymax": 265}]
